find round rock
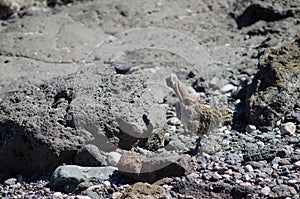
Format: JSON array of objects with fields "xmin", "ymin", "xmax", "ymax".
[
  {"xmin": 74, "ymin": 144, "xmax": 106, "ymax": 166},
  {"xmin": 280, "ymin": 122, "xmax": 296, "ymax": 135}
]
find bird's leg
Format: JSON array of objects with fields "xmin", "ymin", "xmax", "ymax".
[{"xmin": 191, "ymin": 137, "xmax": 202, "ymax": 156}]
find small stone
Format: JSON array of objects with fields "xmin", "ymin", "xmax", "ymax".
[
  {"xmin": 209, "ymin": 77, "xmax": 222, "ymax": 90},
  {"xmin": 13, "ymin": 182, "xmax": 21, "ymax": 189},
  {"xmin": 69, "ymin": 196, "xmax": 92, "ymax": 199},
  {"xmin": 103, "ymin": 180, "xmax": 111, "ymax": 187},
  {"xmin": 240, "ymin": 182, "xmax": 252, "ymax": 186},
  {"xmin": 280, "ymin": 122, "xmax": 296, "ymax": 135},
  {"xmin": 112, "ymin": 192, "xmax": 122, "ymax": 199},
  {"xmin": 50, "ymin": 165, "xmax": 117, "ymax": 191},
  {"xmin": 220, "ymin": 84, "xmax": 236, "ymax": 93},
  {"xmin": 224, "ymin": 169, "xmax": 233, "ymax": 175},
  {"xmin": 212, "ymin": 172, "xmax": 222, "ymax": 180},
  {"xmin": 107, "ymin": 152, "xmax": 122, "ymax": 166},
  {"xmin": 245, "ymin": 164, "xmax": 254, "ymax": 173},
  {"xmin": 294, "ymin": 161, "xmax": 300, "ymax": 168},
  {"xmin": 256, "ymin": 141, "xmax": 264, "ymax": 148},
  {"xmin": 114, "ymin": 64, "xmax": 133, "ymax": 74},
  {"xmin": 86, "ymin": 184, "xmax": 102, "ymax": 191},
  {"xmin": 167, "ymin": 117, "xmax": 181, "ymax": 126},
  {"xmin": 187, "ymin": 172, "xmax": 200, "ymax": 178},
  {"xmin": 261, "ymin": 186, "xmax": 271, "ymax": 196},
  {"xmin": 241, "ymin": 68, "xmax": 254, "ymax": 76},
  {"xmin": 77, "ymin": 181, "xmax": 93, "ymax": 190},
  {"xmin": 245, "ymin": 125, "xmax": 256, "ymax": 133},
  {"xmin": 52, "ymin": 192, "xmax": 63, "ymax": 199},
  {"xmin": 222, "ymin": 174, "xmax": 231, "ymax": 180},
  {"xmin": 287, "ymin": 179, "xmax": 297, "ymax": 185}
]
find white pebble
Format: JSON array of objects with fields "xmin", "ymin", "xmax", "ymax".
[
  {"xmin": 294, "ymin": 161, "xmax": 300, "ymax": 168},
  {"xmin": 112, "ymin": 192, "xmax": 122, "ymax": 199},
  {"xmin": 167, "ymin": 117, "xmax": 181, "ymax": 125},
  {"xmin": 245, "ymin": 164, "xmax": 254, "ymax": 173},
  {"xmin": 280, "ymin": 122, "xmax": 296, "ymax": 135},
  {"xmin": 256, "ymin": 141, "xmax": 265, "ymax": 148},
  {"xmin": 220, "ymin": 84, "xmax": 236, "ymax": 94},
  {"xmin": 245, "ymin": 125, "xmax": 256, "ymax": 133},
  {"xmin": 240, "ymin": 182, "xmax": 251, "ymax": 186},
  {"xmin": 212, "ymin": 172, "xmax": 222, "ymax": 180},
  {"xmin": 287, "ymin": 179, "xmax": 297, "ymax": 185},
  {"xmin": 52, "ymin": 192, "xmax": 63, "ymax": 199},
  {"xmin": 261, "ymin": 186, "xmax": 271, "ymax": 196},
  {"xmin": 103, "ymin": 180, "xmax": 111, "ymax": 187}
]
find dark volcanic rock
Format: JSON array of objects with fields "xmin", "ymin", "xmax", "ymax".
[
  {"xmin": 74, "ymin": 144, "xmax": 107, "ymax": 166},
  {"xmin": 246, "ymin": 33, "xmax": 300, "ymax": 129},
  {"xmin": 231, "ymin": 0, "xmax": 296, "ymax": 29},
  {"xmin": 0, "ymin": 63, "xmax": 166, "ymax": 173},
  {"xmin": 0, "ymin": 78, "xmax": 84, "ymax": 173}
]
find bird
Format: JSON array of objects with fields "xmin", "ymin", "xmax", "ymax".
[{"xmin": 166, "ymin": 74, "xmax": 228, "ymax": 154}]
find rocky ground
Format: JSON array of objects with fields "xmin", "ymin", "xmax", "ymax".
[{"xmin": 0, "ymin": 0, "xmax": 299, "ymax": 198}]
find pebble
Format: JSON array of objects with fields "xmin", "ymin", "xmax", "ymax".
[
  {"xmin": 112, "ymin": 192, "xmax": 122, "ymax": 199},
  {"xmin": 294, "ymin": 161, "xmax": 300, "ymax": 168},
  {"xmin": 280, "ymin": 122, "xmax": 296, "ymax": 135},
  {"xmin": 245, "ymin": 125, "xmax": 256, "ymax": 133},
  {"xmin": 245, "ymin": 164, "xmax": 254, "ymax": 172},
  {"xmin": 212, "ymin": 172, "xmax": 222, "ymax": 180},
  {"xmin": 220, "ymin": 84, "xmax": 236, "ymax": 94},
  {"xmin": 52, "ymin": 192, "xmax": 63, "ymax": 199},
  {"xmin": 287, "ymin": 179, "xmax": 297, "ymax": 185},
  {"xmin": 167, "ymin": 117, "xmax": 181, "ymax": 125},
  {"xmin": 240, "ymin": 182, "xmax": 252, "ymax": 186},
  {"xmin": 256, "ymin": 141, "xmax": 264, "ymax": 148},
  {"xmin": 261, "ymin": 186, "xmax": 271, "ymax": 196}
]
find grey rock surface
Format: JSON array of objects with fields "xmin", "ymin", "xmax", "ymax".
[
  {"xmin": 74, "ymin": 144, "xmax": 107, "ymax": 166},
  {"xmin": 49, "ymin": 165, "xmax": 117, "ymax": 191},
  {"xmin": 0, "ymin": 62, "xmax": 166, "ymax": 173}
]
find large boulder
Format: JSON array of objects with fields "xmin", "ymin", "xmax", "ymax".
[
  {"xmin": 0, "ymin": 63, "xmax": 166, "ymax": 174},
  {"xmin": 246, "ymin": 33, "xmax": 300, "ymax": 129}
]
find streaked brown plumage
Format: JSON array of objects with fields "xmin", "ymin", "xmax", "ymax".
[{"xmin": 166, "ymin": 74, "xmax": 227, "ymax": 139}]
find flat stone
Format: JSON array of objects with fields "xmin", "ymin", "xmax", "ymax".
[
  {"xmin": 118, "ymin": 151, "xmax": 190, "ymax": 183},
  {"xmin": 49, "ymin": 165, "xmax": 117, "ymax": 191},
  {"xmin": 122, "ymin": 182, "xmax": 165, "ymax": 199},
  {"xmin": 220, "ymin": 84, "xmax": 236, "ymax": 94}
]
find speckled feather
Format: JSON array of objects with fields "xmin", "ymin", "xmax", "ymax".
[{"xmin": 166, "ymin": 74, "xmax": 227, "ymax": 137}]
